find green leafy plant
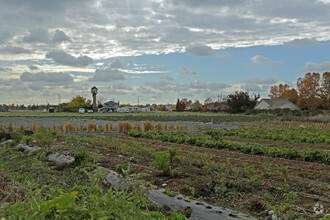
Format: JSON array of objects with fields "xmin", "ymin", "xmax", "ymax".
[{"xmin": 152, "ymin": 152, "xmax": 170, "ymax": 173}]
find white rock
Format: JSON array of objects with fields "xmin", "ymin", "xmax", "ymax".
[
  {"xmin": 18, "ymin": 143, "xmax": 41, "ymax": 153},
  {"xmin": 48, "ymin": 153, "xmax": 74, "ymax": 165}
]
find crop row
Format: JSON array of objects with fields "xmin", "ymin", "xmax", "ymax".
[
  {"xmin": 205, "ymin": 128, "xmax": 330, "ymax": 144},
  {"xmin": 128, "ymin": 130, "xmax": 329, "ymax": 164}
]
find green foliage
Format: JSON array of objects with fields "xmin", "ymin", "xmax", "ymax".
[
  {"xmin": 11, "ymin": 131, "xmax": 24, "ymax": 142},
  {"xmin": 31, "ymin": 130, "xmax": 55, "ymax": 147},
  {"xmin": 163, "ymin": 188, "xmax": 178, "ymax": 197},
  {"xmin": 168, "ymin": 147, "xmax": 181, "ymax": 164},
  {"xmin": 74, "ymin": 148, "xmax": 90, "ymax": 166},
  {"xmin": 115, "ymin": 163, "xmax": 131, "ymax": 177},
  {"xmin": 66, "ymin": 96, "xmax": 91, "ymax": 112},
  {"xmin": 226, "ymin": 91, "xmax": 260, "ymax": 113},
  {"xmin": 130, "ymin": 130, "xmax": 329, "ymax": 164},
  {"xmin": 205, "ymin": 127, "xmax": 330, "ymax": 144},
  {"xmin": 153, "ymin": 152, "xmax": 170, "ymax": 171}
]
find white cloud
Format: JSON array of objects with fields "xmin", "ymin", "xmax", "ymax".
[
  {"xmin": 20, "ymin": 72, "xmax": 74, "ymax": 84},
  {"xmin": 46, "ymin": 50, "xmax": 93, "ymax": 67},
  {"xmin": 180, "ymin": 66, "xmax": 197, "ymax": 75},
  {"xmin": 286, "ymin": 38, "xmax": 319, "ymax": 47},
  {"xmin": 247, "ymin": 55, "xmax": 282, "ymax": 67},
  {"xmin": 303, "ymin": 61, "xmax": 330, "ymax": 72},
  {"xmin": 185, "ymin": 44, "xmax": 229, "ymax": 58},
  {"xmin": 0, "ymin": 46, "xmax": 31, "ymax": 54},
  {"xmin": 52, "ymin": 30, "xmax": 71, "ymax": 43},
  {"xmin": 245, "ymin": 77, "xmax": 278, "ymax": 85}
]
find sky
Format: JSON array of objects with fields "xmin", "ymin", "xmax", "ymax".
[{"xmin": 1, "ymin": 0, "xmax": 330, "ymax": 105}]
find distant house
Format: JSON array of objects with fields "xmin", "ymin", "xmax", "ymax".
[
  {"xmin": 98, "ymin": 101, "xmax": 119, "ymax": 113},
  {"xmin": 254, "ymin": 99, "xmax": 299, "ymax": 110},
  {"xmin": 129, "ymin": 106, "xmax": 141, "ymax": 113},
  {"xmin": 117, "ymin": 107, "xmax": 130, "ymax": 113}
]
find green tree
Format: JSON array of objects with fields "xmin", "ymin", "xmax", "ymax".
[
  {"xmin": 226, "ymin": 91, "xmax": 260, "ymax": 113},
  {"xmin": 66, "ymin": 96, "xmax": 91, "ymax": 112}
]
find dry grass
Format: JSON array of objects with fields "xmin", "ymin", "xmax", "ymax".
[
  {"xmin": 29, "ymin": 123, "xmax": 36, "ymax": 132},
  {"xmin": 133, "ymin": 123, "xmax": 142, "ymax": 131},
  {"xmin": 57, "ymin": 124, "xmax": 64, "ymax": 132},
  {"xmin": 19, "ymin": 124, "xmax": 25, "ymax": 132},
  {"xmin": 87, "ymin": 123, "xmax": 97, "ymax": 132},
  {"xmin": 64, "ymin": 122, "xmax": 75, "ymax": 133},
  {"xmin": 104, "ymin": 123, "xmax": 113, "ymax": 132},
  {"xmin": 154, "ymin": 122, "xmax": 162, "ymax": 131},
  {"xmin": 36, "ymin": 124, "xmax": 45, "ymax": 132},
  {"xmin": 143, "ymin": 120, "xmax": 153, "ymax": 132},
  {"xmin": 163, "ymin": 123, "xmax": 168, "ymax": 131},
  {"xmin": 118, "ymin": 121, "xmax": 133, "ymax": 133},
  {"xmin": 6, "ymin": 122, "xmax": 14, "ymax": 133},
  {"xmin": 97, "ymin": 124, "xmax": 103, "ymax": 133}
]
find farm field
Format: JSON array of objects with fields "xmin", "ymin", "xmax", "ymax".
[{"xmin": 0, "ymin": 115, "xmax": 329, "ymax": 219}]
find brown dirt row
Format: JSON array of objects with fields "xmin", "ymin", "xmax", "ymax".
[
  {"xmin": 74, "ymin": 135, "xmax": 329, "ymax": 218},
  {"xmin": 113, "ymin": 136, "xmax": 330, "ymax": 176}
]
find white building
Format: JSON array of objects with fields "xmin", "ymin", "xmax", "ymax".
[{"xmin": 254, "ymin": 99, "xmax": 299, "ymax": 110}]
